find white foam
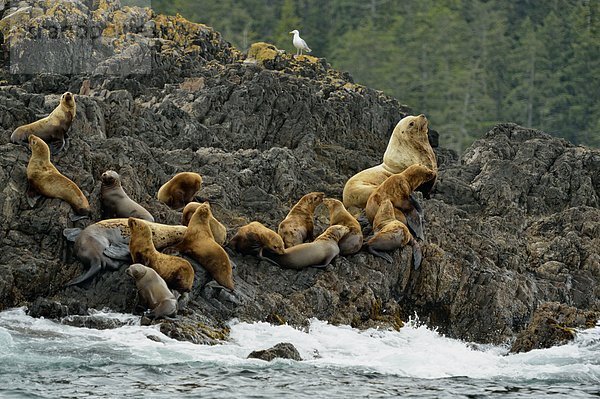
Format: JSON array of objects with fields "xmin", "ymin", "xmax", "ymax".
[{"xmin": 1, "ymin": 308, "xmax": 598, "ymax": 382}]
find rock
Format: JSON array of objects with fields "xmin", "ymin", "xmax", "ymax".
[
  {"xmin": 0, "ymin": 1, "xmax": 598, "ymax": 349},
  {"xmin": 247, "ymin": 342, "xmax": 302, "ymax": 361},
  {"xmin": 510, "ymin": 302, "xmax": 599, "ymax": 353},
  {"xmin": 27, "ymin": 297, "xmax": 88, "ymax": 319}
]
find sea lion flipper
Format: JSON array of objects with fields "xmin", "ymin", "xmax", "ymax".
[
  {"xmin": 408, "ymin": 193, "xmax": 423, "ymax": 214},
  {"xmin": 26, "ymin": 183, "xmax": 40, "ymax": 208},
  {"xmin": 258, "ymin": 255, "xmax": 281, "ymax": 267},
  {"xmin": 66, "ymin": 261, "xmax": 102, "ymax": 286},
  {"xmin": 404, "ymin": 207, "xmax": 424, "ymax": 241},
  {"xmin": 412, "ymin": 240, "xmax": 422, "ymax": 270},
  {"xmin": 48, "ymin": 138, "xmax": 65, "ymax": 155},
  {"xmin": 103, "ymin": 242, "xmax": 130, "ymax": 260},
  {"xmin": 367, "ymin": 246, "xmax": 393, "ymax": 263},
  {"xmin": 63, "ymin": 227, "xmax": 82, "ymax": 242},
  {"xmin": 69, "ymin": 213, "xmax": 89, "ymax": 222}
]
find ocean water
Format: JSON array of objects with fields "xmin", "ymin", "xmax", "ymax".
[{"xmin": 0, "ymin": 308, "xmax": 598, "ymax": 398}]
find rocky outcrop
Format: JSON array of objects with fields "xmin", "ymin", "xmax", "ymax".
[
  {"xmin": 0, "ymin": 1, "xmax": 598, "ymax": 349},
  {"xmin": 510, "ymin": 302, "xmax": 599, "ymax": 353},
  {"xmin": 247, "ymin": 342, "xmax": 302, "ymax": 361}
]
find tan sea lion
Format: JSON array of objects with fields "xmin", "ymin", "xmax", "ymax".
[
  {"xmin": 365, "ymin": 164, "xmax": 435, "ymax": 240},
  {"xmin": 79, "ymin": 79, "xmax": 91, "ymax": 96},
  {"xmin": 157, "ymin": 172, "xmax": 202, "ymax": 210},
  {"xmin": 265, "ymin": 225, "xmax": 350, "ymax": 270},
  {"xmin": 63, "ymin": 219, "xmax": 186, "ymax": 286},
  {"xmin": 343, "ymin": 114, "xmax": 437, "ymax": 209},
  {"xmin": 27, "ymin": 135, "xmax": 90, "ymax": 216},
  {"xmin": 181, "ymin": 201, "xmax": 227, "ymax": 245},
  {"xmin": 128, "ymin": 217, "xmax": 194, "ymax": 293},
  {"xmin": 229, "ymin": 221, "xmax": 285, "ymax": 262},
  {"xmin": 127, "ymin": 263, "xmax": 178, "ymax": 319},
  {"xmin": 322, "ymin": 198, "xmax": 363, "ymax": 256},
  {"xmin": 168, "ymin": 203, "xmax": 234, "ymax": 291},
  {"xmin": 101, "ymin": 170, "xmax": 154, "ymax": 222},
  {"xmin": 365, "ymin": 199, "xmax": 422, "ymax": 269},
  {"xmin": 11, "ymin": 92, "xmax": 76, "ymax": 154},
  {"xmin": 278, "ymin": 192, "xmax": 324, "ymax": 248}
]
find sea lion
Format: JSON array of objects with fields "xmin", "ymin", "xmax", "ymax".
[
  {"xmin": 181, "ymin": 201, "xmax": 227, "ymax": 245},
  {"xmin": 127, "ymin": 263, "xmax": 178, "ymax": 319},
  {"xmin": 168, "ymin": 203, "xmax": 234, "ymax": 291},
  {"xmin": 26, "ymin": 134, "xmax": 90, "ymax": 216},
  {"xmin": 365, "ymin": 199, "xmax": 422, "ymax": 269},
  {"xmin": 157, "ymin": 172, "xmax": 202, "ymax": 210},
  {"xmin": 229, "ymin": 221, "xmax": 285, "ymax": 262},
  {"xmin": 277, "ymin": 192, "xmax": 324, "ymax": 248},
  {"xmin": 79, "ymin": 79, "xmax": 91, "ymax": 96},
  {"xmin": 11, "ymin": 92, "xmax": 76, "ymax": 154},
  {"xmin": 63, "ymin": 219, "xmax": 186, "ymax": 286},
  {"xmin": 365, "ymin": 164, "xmax": 435, "ymax": 240},
  {"xmin": 128, "ymin": 217, "xmax": 194, "ymax": 293},
  {"xmin": 265, "ymin": 225, "xmax": 350, "ymax": 270},
  {"xmin": 101, "ymin": 170, "xmax": 154, "ymax": 222},
  {"xmin": 322, "ymin": 198, "xmax": 363, "ymax": 256},
  {"xmin": 342, "ymin": 114, "xmax": 437, "ymax": 209}
]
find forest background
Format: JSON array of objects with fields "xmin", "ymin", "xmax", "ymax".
[{"xmin": 153, "ymin": 0, "xmax": 599, "ymax": 152}]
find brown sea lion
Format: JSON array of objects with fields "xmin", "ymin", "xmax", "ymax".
[
  {"xmin": 322, "ymin": 198, "xmax": 363, "ymax": 256},
  {"xmin": 128, "ymin": 217, "xmax": 194, "ymax": 293},
  {"xmin": 265, "ymin": 225, "xmax": 350, "ymax": 270},
  {"xmin": 365, "ymin": 199, "xmax": 422, "ymax": 269},
  {"xmin": 27, "ymin": 134, "xmax": 90, "ymax": 216},
  {"xmin": 11, "ymin": 92, "xmax": 76, "ymax": 154},
  {"xmin": 157, "ymin": 172, "xmax": 202, "ymax": 210},
  {"xmin": 63, "ymin": 219, "xmax": 186, "ymax": 286},
  {"xmin": 127, "ymin": 263, "xmax": 178, "ymax": 319},
  {"xmin": 343, "ymin": 114, "xmax": 437, "ymax": 209},
  {"xmin": 168, "ymin": 203, "xmax": 234, "ymax": 290},
  {"xmin": 277, "ymin": 191, "xmax": 324, "ymax": 248},
  {"xmin": 229, "ymin": 221, "xmax": 285, "ymax": 262},
  {"xmin": 181, "ymin": 201, "xmax": 227, "ymax": 245},
  {"xmin": 101, "ymin": 170, "xmax": 154, "ymax": 222},
  {"xmin": 365, "ymin": 164, "xmax": 435, "ymax": 240}
]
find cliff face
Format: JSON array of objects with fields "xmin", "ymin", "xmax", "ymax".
[{"xmin": 0, "ymin": 0, "xmax": 598, "ymax": 348}]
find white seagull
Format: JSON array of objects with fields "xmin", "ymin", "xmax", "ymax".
[{"xmin": 289, "ymin": 29, "xmax": 311, "ymax": 56}]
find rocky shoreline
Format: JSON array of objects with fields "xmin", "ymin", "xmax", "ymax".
[{"xmin": 0, "ymin": 0, "xmax": 598, "ymax": 351}]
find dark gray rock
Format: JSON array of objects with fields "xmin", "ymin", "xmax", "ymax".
[
  {"xmin": 511, "ymin": 302, "xmax": 599, "ymax": 353},
  {"xmin": 0, "ymin": 2, "xmax": 598, "ymax": 348},
  {"xmin": 248, "ymin": 342, "xmax": 302, "ymax": 361}
]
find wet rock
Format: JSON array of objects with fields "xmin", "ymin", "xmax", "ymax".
[
  {"xmin": 510, "ymin": 302, "xmax": 599, "ymax": 353},
  {"xmin": 248, "ymin": 342, "xmax": 302, "ymax": 361},
  {"xmin": 60, "ymin": 314, "xmax": 136, "ymax": 329},
  {"xmin": 0, "ymin": 1, "xmax": 598, "ymax": 348},
  {"xmin": 27, "ymin": 297, "xmax": 88, "ymax": 319}
]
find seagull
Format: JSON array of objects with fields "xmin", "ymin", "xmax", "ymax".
[{"xmin": 289, "ymin": 29, "xmax": 311, "ymax": 56}]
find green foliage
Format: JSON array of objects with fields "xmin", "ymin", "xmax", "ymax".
[{"xmin": 152, "ymin": 0, "xmax": 600, "ymax": 152}]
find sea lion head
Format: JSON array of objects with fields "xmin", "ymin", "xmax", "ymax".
[
  {"xmin": 190, "ymin": 201, "xmax": 211, "ymax": 222},
  {"xmin": 101, "ymin": 170, "xmax": 121, "ymax": 188},
  {"xmin": 323, "ymin": 224, "xmax": 351, "ymax": 242},
  {"xmin": 61, "ymin": 92, "xmax": 75, "ymax": 108},
  {"xmin": 302, "ymin": 191, "xmax": 325, "ymax": 210},
  {"xmin": 128, "ymin": 217, "xmax": 152, "ymax": 239},
  {"xmin": 322, "ymin": 197, "xmax": 343, "ymax": 212},
  {"xmin": 265, "ymin": 231, "xmax": 285, "ymax": 254},
  {"xmin": 28, "ymin": 134, "xmax": 50, "ymax": 158},
  {"xmin": 403, "ymin": 164, "xmax": 435, "ymax": 183},
  {"xmin": 126, "ymin": 263, "xmax": 147, "ymax": 280},
  {"xmin": 181, "ymin": 201, "xmax": 201, "ymax": 226},
  {"xmin": 398, "ymin": 114, "xmax": 428, "ymax": 137}
]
